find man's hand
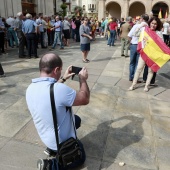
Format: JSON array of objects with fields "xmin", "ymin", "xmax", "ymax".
[
  {"xmin": 88, "ymin": 35, "xmax": 92, "ymax": 40},
  {"xmin": 62, "ymin": 65, "xmax": 75, "ymax": 80},
  {"xmin": 79, "ymin": 67, "xmax": 88, "ymax": 81}
]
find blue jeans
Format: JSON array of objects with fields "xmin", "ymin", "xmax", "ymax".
[
  {"xmin": 108, "ymin": 30, "xmax": 116, "ymax": 46},
  {"xmin": 8, "ymin": 28, "xmax": 18, "ymax": 47},
  {"xmin": 52, "ymin": 31, "xmax": 63, "ymax": 48},
  {"xmin": 129, "ymin": 44, "xmax": 140, "ymax": 80}
]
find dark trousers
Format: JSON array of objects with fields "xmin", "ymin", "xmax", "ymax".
[
  {"xmin": 47, "ymin": 30, "xmax": 54, "ymax": 46},
  {"xmin": 25, "ymin": 33, "xmax": 37, "ymax": 57},
  {"xmin": 37, "ymin": 32, "xmax": 45, "ymax": 48},
  {"xmin": 163, "ymin": 34, "xmax": 169, "ymax": 44},
  {"xmin": 0, "ymin": 32, "xmax": 5, "ymax": 53},
  {"xmin": 75, "ymin": 29, "xmax": 80, "ymax": 42},
  {"xmin": 17, "ymin": 31, "xmax": 26, "ymax": 57},
  {"xmin": 0, "ymin": 63, "xmax": 4, "ymax": 75},
  {"xmin": 143, "ymin": 65, "xmax": 156, "ymax": 84}
]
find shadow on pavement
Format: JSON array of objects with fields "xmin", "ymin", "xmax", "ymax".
[{"xmin": 78, "ymin": 115, "xmax": 144, "ymax": 170}]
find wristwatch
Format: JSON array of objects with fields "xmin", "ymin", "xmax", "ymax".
[{"xmin": 60, "ymin": 76, "xmax": 66, "ymax": 82}]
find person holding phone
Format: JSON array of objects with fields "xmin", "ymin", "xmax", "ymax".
[
  {"xmin": 26, "ymin": 53, "xmax": 90, "ymax": 169},
  {"xmin": 79, "ymin": 17, "xmax": 92, "ymax": 63}
]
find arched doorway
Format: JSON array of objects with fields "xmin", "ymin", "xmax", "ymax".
[
  {"xmin": 129, "ymin": 2, "xmax": 145, "ymax": 18},
  {"xmin": 152, "ymin": 2, "xmax": 169, "ymax": 18},
  {"xmin": 21, "ymin": 0, "xmax": 36, "ymax": 16},
  {"xmin": 106, "ymin": 2, "xmax": 121, "ymax": 19}
]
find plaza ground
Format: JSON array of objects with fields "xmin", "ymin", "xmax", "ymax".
[{"xmin": 0, "ymin": 38, "xmax": 170, "ymax": 170}]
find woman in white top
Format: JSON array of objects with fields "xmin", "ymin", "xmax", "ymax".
[{"xmin": 162, "ymin": 19, "xmax": 170, "ymax": 44}]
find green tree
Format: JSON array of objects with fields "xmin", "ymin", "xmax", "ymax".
[
  {"xmin": 74, "ymin": 6, "xmax": 83, "ymax": 17},
  {"xmin": 60, "ymin": 3, "xmax": 67, "ymax": 17}
]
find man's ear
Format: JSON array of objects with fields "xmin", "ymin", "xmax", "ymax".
[{"xmin": 54, "ymin": 67, "xmax": 61, "ymax": 74}]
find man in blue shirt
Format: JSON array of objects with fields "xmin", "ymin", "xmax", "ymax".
[
  {"xmin": 26, "ymin": 53, "xmax": 90, "ymax": 169},
  {"xmin": 22, "ymin": 13, "xmax": 38, "ymax": 59},
  {"xmin": 36, "ymin": 13, "xmax": 46, "ymax": 48},
  {"xmin": 51, "ymin": 16, "xmax": 64, "ymax": 49}
]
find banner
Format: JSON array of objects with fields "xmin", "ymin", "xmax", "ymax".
[{"xmin": 137, "ymin": 27, "xmax": 170, "ymax": 72}]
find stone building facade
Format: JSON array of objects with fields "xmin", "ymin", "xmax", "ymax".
[
  {"xmin": 0, "ymin": 0, "xmax": 169, "ymax": 20},
  {"xmin": 98, "ymin": 0, "xmax": 170, "ymax": 20}
]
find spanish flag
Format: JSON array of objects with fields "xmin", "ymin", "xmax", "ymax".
[
  {"xmin": 158, "ymin": 8, "xmax": 162, "ymax": 19},
  {"xmin": 137, "ymin": 27, "xmax": 170, "ymax": 72},
  {"xmin": 165, "ymin": 10, "xmax": 168, "ymax": 18}
]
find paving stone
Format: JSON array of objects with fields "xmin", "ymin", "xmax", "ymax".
[
  {"xmin": 77, "ymin": 124, "xmax": 109, "ymax": 159},
  {"xmin": 116, "ymin": 97, "xmax": 151, "ymax": 120},
  {"xmin": 68, "ymin": 80, "xmax": 94, "ymax": 91},
  {"xmin": 103, "ymin": 131, "xmax": 156, "ymax": 170},
  {"xmin": 104, "ymin": 61, "xmax": 124, "ymax": 72},
  {"xmin": 155, "ymin": 89, "xmax": 170, "ymax": 102},
  {"xmin": 77, "ymin": 93, "xmax": 117, "ymax": 126},
  {"xmin": 87, "ymin": 68, "xmax": 103, "ymax": 76},
  {"xmin": 0, "ymin": 109, "xmax": 31, "ymax": 137},
  {"xmin": 149, "ymin": 100, "xmax": 170, "ymax": 117},
  {"xmin": 0, "ymin": 164, "xmax": 36, "ymax": 170},
  {"xmin": 0, "ymin": 93, "xmax": 22, "ymax": 110},
  {"xmin": 0, "ymin": 136, "xmax": 10, "ymax": 150},
  {"xmin": 152, "ymin": 115, "xmax": 170, "ymax": 141},
  {"xmin": 101, "ymin": 161, "xmax": 156, "ymax": 170},
  {"xmin": 155, "ymin": 138, "xmax": 170, "ymax": 170},
  {"xmin": 0, "ymin": 140, "xmax": 44, "ymax": 169},
  {"xmin": 97, "ymin": 76, "xmax": 120, "ymax": 86},
  {"xmin": 91, "ymin": 83, "xmax": 119, "ymax": 96},
  {"xmin": 87, "ymin": 74, "xmax": 99, "ymax": 83},
  {"xmin": 87, "ymin": 61, "xmax": 109, "ymax": 69},
  {"xmin": 73, "ymin": 157, "xmax": 101, "ymax": 170},
  {"xmin": 111, "ymin": 111, "xmax": 152, "ymax": 137},
  {"xmin": 14, "ymin": 120, "xmax": 44, "ymax": 147},
  {"xmin": 101, "ymin": 70, "xmax": 123, "ymax": 78},
  {"xmin": 147, "ymin": 86, "xmax": 166, "ymax": 96},
  {"xmin": 118, "ymin": 86, "xmax": 148, "ymax": 99}
]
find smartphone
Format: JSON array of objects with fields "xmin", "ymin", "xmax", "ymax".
[{"xmin": 72, "ymin": 66, "xmax": 82, "ymax": 81}]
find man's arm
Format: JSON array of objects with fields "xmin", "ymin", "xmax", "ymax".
[
  {"xmin": 80, "ymin": 25, "xmax": 92, "ymax": 40},
  {"xmin": 58, "ymin": 66, "xmax": 90, "ymax": 106}
]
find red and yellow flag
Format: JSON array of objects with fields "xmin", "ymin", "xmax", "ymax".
[
  {"xmin": 137, "ymin": 27, "xmax": 170, "ymax": 72},
  {"xmin": 165, "ymin": 10, "xmax": 168, "ymax": 18},
  {"xmin": 158, "ymin": 8, "xmax": 162, "ymax": 19}
]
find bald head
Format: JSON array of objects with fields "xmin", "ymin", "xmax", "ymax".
[{"xmin": 39, "ymin": 53, "xmax": 62, "ymax": 74}]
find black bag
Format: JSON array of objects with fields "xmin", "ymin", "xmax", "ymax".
[
  {"xmin": 50, "ymin": 84, "xmax": 83, "ymax": 168},
  {"xmin": 57, "ymin": 137, "xmax": 82, "ymax": 167}
]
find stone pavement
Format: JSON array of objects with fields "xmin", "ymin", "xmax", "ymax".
[{"xmin": 0, "ymin": 38, "xmax": 170, "ymax": 170}]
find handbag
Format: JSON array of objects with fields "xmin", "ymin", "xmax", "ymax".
[{"xmin": 50, "ymin": 83, "xmax": 83, "ymax": 168}]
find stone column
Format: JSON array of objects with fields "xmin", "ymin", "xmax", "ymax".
[
  {"xmin": 145, "ymin": 0, "xmax": 152, "ymax": 15},
  {"xmin": 13, "ymin": 0, "xmax": 22, "ymax": 16},
  {"xmin": 0, "ymin": 0, "xmax": 6, "ymax": 17},
  {"xmin": 45, "ymin": 0, "xmax": 54, "ymax": 16},
  {"xmin": 121, "ymin": 0, "xmax": 129, "ymax": 18},
  {"xmin": 98, "ymin": 0, "xmax": 105, "ymax": 21}
]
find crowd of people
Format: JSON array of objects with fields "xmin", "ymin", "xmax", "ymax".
[
  {"xmin": 0, "ymin": 12, "xmax": 169, "ymax": 86},
  {"xmin": 0, "ymin": 9, "xmax": 170, "ymax": 170}
]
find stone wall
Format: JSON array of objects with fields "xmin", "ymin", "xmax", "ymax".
[{"xmin": 0, "ymin": 0, "xmax": 22, "ymax": 18}]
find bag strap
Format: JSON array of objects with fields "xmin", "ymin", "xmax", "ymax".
[
  {"xmin": 50, "ymin": 83, "xmax": 60, "ymax": 150},
  {"xmin": 50, "ymin": 83, "xmax": 78, "ymax": 149}
]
